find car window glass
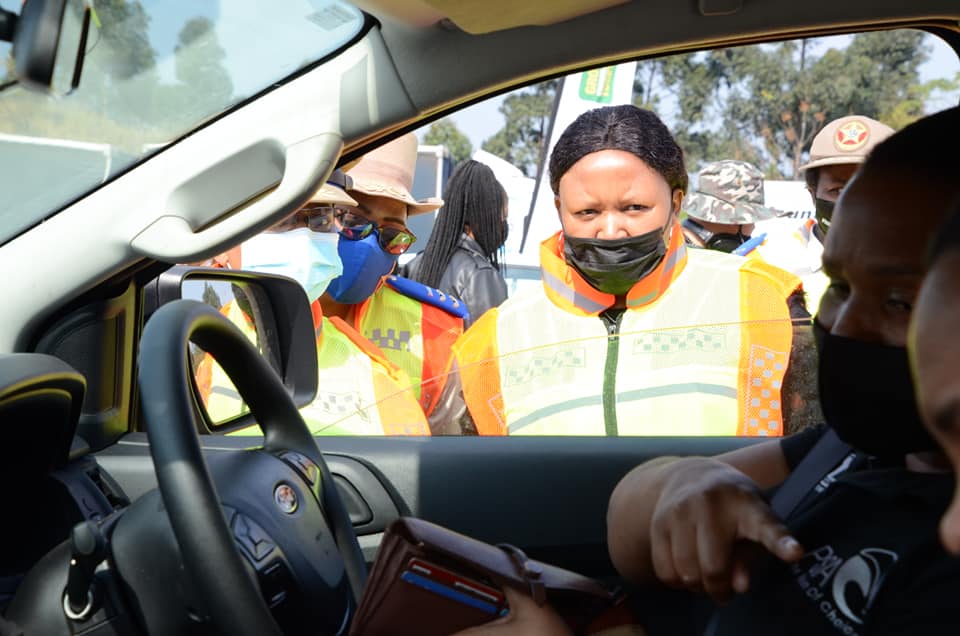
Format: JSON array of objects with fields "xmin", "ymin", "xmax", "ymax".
[
  {"xmin": 205, "ymin": 28, "xmax": 958, "ymax": 438},
  {"xmin": 0, "ymin": 0, "xmax": 363, "ymax": 244}
]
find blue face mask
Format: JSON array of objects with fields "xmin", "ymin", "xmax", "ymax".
[
  {"xmin": 241, "ymin": 228, "xmax": 343, "ymax": 303},
  {"xmin": 326, "ymin": 232, "xmax": 399, "ymax": 304}
]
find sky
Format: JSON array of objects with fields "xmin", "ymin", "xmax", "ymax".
[{"xmin": 428, "ymin": 32, "xmax": 960, "ymax": 152}]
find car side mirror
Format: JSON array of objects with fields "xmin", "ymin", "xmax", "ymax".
[
  {"xmin": 4, "ymin": 0, "xmax": 92, "ymax": 94},
  {"xmin": 144, "ymin": 266, "xmax": 318, "ymax": 431}
]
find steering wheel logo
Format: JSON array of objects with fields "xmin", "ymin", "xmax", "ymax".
[{"xmin": 274, "ymin": 483, "xmax": 299, "ymax": 514}]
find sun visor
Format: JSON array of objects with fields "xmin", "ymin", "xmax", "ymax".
[
  {"xmin": 364, "ymin": 0, "xmax": 630, "ymax": 34},
  {"xmin": 432, "ymin": 0, "xmax": 629, "ymax": 33}
]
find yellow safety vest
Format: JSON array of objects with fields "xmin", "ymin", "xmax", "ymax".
[
  {"xmin": 353, "ymin": 279, "xmax": 463, "ymax": 415},
  {"xmin": 203, "ymin": 302, "xmax": 430, "ymax": 435},
  {"xmin": 453, "ymin": 227, "xmax": 800, "ymax": 437},
  {"xmin": 202, "ymin": 301, "xmax": 257, "ymax": 421},
  {"xmin": 753, "ymin": 218, "xmax": 829, "ymax": 313}
]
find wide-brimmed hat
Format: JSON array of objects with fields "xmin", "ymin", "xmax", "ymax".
[
  {"xmin": 800, "ymin": 115, "xmax": 895, "ymax": 172},
  {"xmin": 346, "ymin": 133, "xmax": 443, "ymax": 216},
  {"xmin": 684, "ymin": 160, "xmax": 778, "ymax": 224},
  {"xmin": 309, "ymin": 168, "xmax": 358, "ymax": 207}
]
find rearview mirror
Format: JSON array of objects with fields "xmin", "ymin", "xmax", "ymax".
[
  {"xmin": 8, "ymin": 0, "xmax": 92, "ymax": 94},
  {"xmin": 144, "ymin": 267, "xmax": 318, "ymax": 430}
]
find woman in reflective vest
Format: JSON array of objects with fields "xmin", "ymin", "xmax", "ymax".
[
  {"xmin": 319, "ymin": 134, "xmax": 466, "ymax": 425},
  {"xmin": 453, "ymin": 105, "xmax": 802, "ymax": 437},
  {"xmin": 202, "ymin": 171, "xmax": 430, "ymax": 436},
  {"xmin": 204, "ymin": 299, "xmax": 430, "ymax": 436}
]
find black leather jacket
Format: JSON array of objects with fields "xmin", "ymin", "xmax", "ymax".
[{"xmin": 403, "ymin": 234, "xmax": 508, "ymax": 328}]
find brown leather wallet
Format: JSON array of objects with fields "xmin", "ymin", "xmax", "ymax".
[{"xmin": 349, "ymin": 517, "xmax": 616, "ymax": 636}]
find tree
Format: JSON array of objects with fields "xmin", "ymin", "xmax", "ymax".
[
  {"xmin": 87, "ymin": 0, "xmax": 157, "ymax": 81},
  {"xmin": 634, "ymin": 54, "xmax": 741, "ymax": 170},
  {"xmin": 174, "ymin": 17, "xmax": 233, "ymax": 106},
  {"xmin": 483, "ymin": 31, "xmax": 946, "ymax": 179},
  {"xmin": 884, "ymin": 72, "xmax": 960, "ymax": 129},
  {"xmin": 718, "ymin": 31, "xmax": 930, "ymax": 177},
  {"xmin": 481, "ymin": 79, "xmax": 560, "ymax": 176},
  {"xmin": 423, "ymin": 119, "xmax": 473, "ymax": 165}
]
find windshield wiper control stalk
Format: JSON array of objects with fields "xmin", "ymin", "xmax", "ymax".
[{"xmin": 63, "ymin": 521, "xmax": 107, "ymax": 621}]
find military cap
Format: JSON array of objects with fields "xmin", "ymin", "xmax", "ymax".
[
  {"xmin": 800, "ymin": 115, "xmax": 895, "ymax": 172},
  {"xmin": 684, "ymin": 160, "xmax": 777, "ymax": 224}
]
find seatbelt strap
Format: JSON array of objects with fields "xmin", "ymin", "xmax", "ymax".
[
  {"xmin": 702, "ymin": 428, "xmax": 854, "ymax": 636},
  {"xmin": 768, "ymin": 428, "xmax": 853, "ymax": 518}
]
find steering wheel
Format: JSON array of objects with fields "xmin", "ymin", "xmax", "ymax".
[{"xmin": 136, "ymin": 299, "xmax": 367, "ymax": 635}]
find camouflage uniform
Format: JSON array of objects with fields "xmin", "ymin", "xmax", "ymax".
[{"xmin": 684, "ymin": 160, "xmax": 778, "ymax": 224}]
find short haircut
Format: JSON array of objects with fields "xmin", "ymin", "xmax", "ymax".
[
  {"xmin": 859, "ymin": 106, "xmax": 960, "ymax": 270},
  {"xmin": 927, "ymin": 196, "xmax": 960, "ymax": 269},
  {"xmin": 863, "ymin": 106, "xmax": 959, "ymax": 183},
  {"xmin": 548, "ymin": 105, "xmax": 687, "ymax": 195}
]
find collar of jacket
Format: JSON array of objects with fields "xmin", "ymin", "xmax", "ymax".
[
  {"xmin": 458, "ymin": 232, "xmax": 486, "ymax": 258},
  {"xmin": 538, "ymin": 223, "xmax": 688, "ymax": 316}
]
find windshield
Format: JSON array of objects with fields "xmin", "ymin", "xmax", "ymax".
[{"xmin": 0, "ymin": 0, "xmax": 363, "ymax": 244}]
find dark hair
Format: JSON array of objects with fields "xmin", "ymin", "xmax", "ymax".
[
  {"xmin": 548, "ymin": 105, "xmax": 687, "ymax": 195},
  {"xmin": 927, "ymin": 196, "xmax": 960, "ymax": 269},
  {"xmin": 412, "ymin": 160, "xmax": 508, "ymax": 288},
  {"xmin": 804, "ymin": 167, "xmax": 819, "ymax": 192},
  {"xmin": 863, "ymin": 106, "xmax": 959, "ymax": 183},
  {"xmin": 859, "ymin": 106, "xmax": 960, "ymax": 269}
]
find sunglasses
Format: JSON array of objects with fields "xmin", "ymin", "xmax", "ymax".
[
  {"xmin": 299, "ymin": 205, "xmax": 416, "ymax": 255},
  {"xmin": 271, "ymin": 204, "xmax": 339, "ymax": 233}
]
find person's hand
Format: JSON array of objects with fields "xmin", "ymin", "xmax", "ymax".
[
  {"xmin": 449, "ymin": 587, "xmax": 573, "ymax": 636},
  {"xmin": 647, "ymin": 457, "xmax": 804, "ymax": 602}
]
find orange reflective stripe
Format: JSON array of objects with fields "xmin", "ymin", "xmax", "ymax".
[
  {"xmin": 328, "ymin": 315, "xmax": 394, "ymax": 372},
  {"xmin": 540, "ymin": 234, "xmax": 611, "ymax": 316},
  {"xmin": 419, "ymin": 303, "xmax": 462, "ymax": 415},
  {"xmin": 315, "ymin": 314, "xmax": 429, "ymax": 435},
  {"xmin": 370, "ymin": 368, "xmax": 431, "ymax": 435},
  {"xmin": 741, "ymin": 256, "xmax": 804, "ymax": 297},
  {"xmin": 333, "ymin": 315, "xmax": 431, "ymax": 436},
  {"xmin": 538, "ymin": 225, "xmax": 689, "ymax": 315},
  {"xmin": 195, "ymin": 354, "xmax": 213, "ymax": 407},
  {"xmin": 311, "ymin": 301, "xmax": 324, "ymax": 338},
  {"xmin": 735, "ymin": 258, "xmax": 801, "ymax": 436},
  {"xmin": 452, "ymin": 309, "xmax": 506, "ymax": 435},
  {"xmin": 625, "ymin": 224, "xmax": 688, "ymax": 308},
  {"xmin": 355, "ymin": 283, "xmax": 462, "ymax": 416}
]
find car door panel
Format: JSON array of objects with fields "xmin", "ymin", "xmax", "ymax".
[{"xmin": 96, "ymin": 434, "xmax": 763, "ymax": 576}]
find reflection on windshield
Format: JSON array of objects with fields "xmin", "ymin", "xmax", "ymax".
[{"xmin": 0, "ymin": 0, "xmax": 362, "ymax": 241}]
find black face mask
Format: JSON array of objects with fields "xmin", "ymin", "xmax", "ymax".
[
  {"xmin": 682, "ymin": 218, "xmax": 748, "ymax": 254},
  {"xmin": 813, "ymin": 320, "xmax": 937, "ymax": 459},
  {"xmin": 814, "ymin": 198, "xmax": 835, "ymax": 233},
  {"xmin": 563, "ymin": 226, "xmax": 668, "ymax": 296}
]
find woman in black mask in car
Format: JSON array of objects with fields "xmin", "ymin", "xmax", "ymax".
[{"xmin": 458, "ymin": 106, "xmax": 960, "ymax": 636}]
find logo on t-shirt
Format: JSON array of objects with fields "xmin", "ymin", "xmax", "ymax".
[
  {"xmin": 814, "ymin": 452, "xmax": 858, "ymax": 495},
  {"xmin": 792, "ymin": 544, "xmax": 899, "ymax": 635}
]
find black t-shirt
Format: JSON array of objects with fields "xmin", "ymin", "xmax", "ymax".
[
  {"xmin": 711, "ymin": 465, "xmax": 958, "ymax": 635},
  {"xmin": 635, "ymin": 429, "xmax": 959, "ymax": 635}
]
